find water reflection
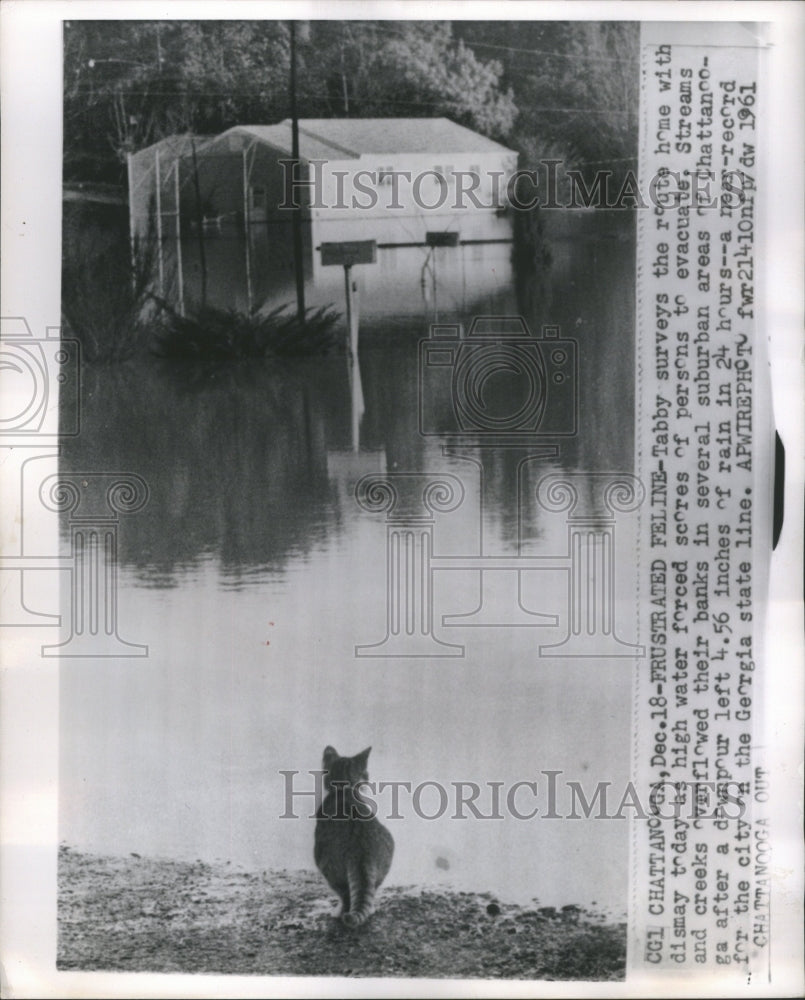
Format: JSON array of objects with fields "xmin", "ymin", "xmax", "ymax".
[
  {"xmin": 63, "ymin": 212, "xmax": 634, "ymax": 581},
  {"xmin": 60, "ymin": 212, "xmax": 637, "ymax": 913},
  {"xmin": 64, "ymin": 361, "xmax": 358, "ymax": 588}
]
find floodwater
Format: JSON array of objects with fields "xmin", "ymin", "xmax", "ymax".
[
  {"xmin": 60, "ymin": 211, "xmax": 638, "ymax": 914},
  {"xmin": 159, "ymin": 192, "xmax": 518, "ymax": 320}
]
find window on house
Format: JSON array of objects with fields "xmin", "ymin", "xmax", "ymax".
[
  {"xmin": 434, "ymin": 165, "xmax": 456, "ymax": 189},
  {"xmin": 250, "ymin": 185, "xmax": 267, "ymax": 212}
]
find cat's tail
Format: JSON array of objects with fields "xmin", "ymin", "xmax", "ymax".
[{"xmin": 342, "ymin": 865, "xmax": 379, "ymax": 927}]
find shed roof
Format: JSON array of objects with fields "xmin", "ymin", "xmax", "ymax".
[
  {"xmin": 130, "ymin": 134, "xmax": 216, "ymax": 162},
  {"xmin": 219, "ymin": 117, "xmax": 514, "ymax": 159}
]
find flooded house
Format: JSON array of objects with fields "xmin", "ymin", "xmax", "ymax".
[{"xmin": 128, "ymin": 118, "xmax": 519, "ymax": 320}]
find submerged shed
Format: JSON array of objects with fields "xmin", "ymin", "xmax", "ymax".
[{"xmin": 127, "ymin": 118, "xmax": 518, "ymax": 316}]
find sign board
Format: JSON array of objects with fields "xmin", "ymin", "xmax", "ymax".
[
  {"xmin": 320, "ymin": 240, "xmax": 377, "ymax": 267},
  {"xmin": 425, "ymin": 231, "xmax": 460, "ymax": 248}
]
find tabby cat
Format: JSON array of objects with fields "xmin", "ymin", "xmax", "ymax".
[{"xmin": 314, "ymin": 745, "xmax": 394, "ymax": 926}]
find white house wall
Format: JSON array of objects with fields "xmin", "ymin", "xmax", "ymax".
[
  {"xmin": 306, "ymin": 152, "xmax": 517, "ymax": 318},
  {"xmin": 131, "ymin": 132, "xmax": 519, "ymax": 320}
]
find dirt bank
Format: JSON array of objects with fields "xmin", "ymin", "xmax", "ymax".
[{"xmin": 58, "ymin": 846, "xmax": 626, "ymax": 980}]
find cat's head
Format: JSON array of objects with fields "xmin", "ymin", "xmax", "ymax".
[{"xmin": 321, "ymin": 745, "xmax": 371, "ymax": 792}]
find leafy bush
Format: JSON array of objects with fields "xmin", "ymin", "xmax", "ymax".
[
  {"xmin": 152, "ymin": 301, "xmax": 342, "ymax": 362},
  {"xmin": 61, "ymin": 207, "xmax": 159, "ymax": 363}
]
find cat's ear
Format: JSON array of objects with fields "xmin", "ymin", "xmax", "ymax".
[
  {"xmin": 353, "ymin": 746, "xmax": 372, "ymax": 770},
  {"xmin": 323, "ymin": 746, "xmax": 339, "ymax": 767}
]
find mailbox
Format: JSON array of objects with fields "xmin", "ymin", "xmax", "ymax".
[
  {"xmin": 425, "ymin": 231, "xmax": 460, "ymax": 248},
  {"xmin": 320, "ymin": 240, "xmax": 377, "ymax": 267}
]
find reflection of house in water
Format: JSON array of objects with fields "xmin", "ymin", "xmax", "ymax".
[{"xmin": 128, "ymin": 118, "xmax": 517, "ymax": 320}]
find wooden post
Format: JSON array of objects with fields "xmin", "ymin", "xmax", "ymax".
[
  {"xmin": 126, "ymin": 152, "xmax": 137, "ymax": 293},
  {"xmin": 154, "ymin": 147, "xmax": 164, "ymax": 296},
  {"xmin": 319, "ymin": 239, "xmax": 375, "ymax": 436},
  {"xmin": 344, "ymin": 264, "xmax": 359, "ymax": 359},
  {"xmin": 350, "ymin": 366, "xmax": 363, "ymax": 453},
  {"xmin": 242, "ymin": 147, "xmax": 253, "ymax": 313},
  {"xmin": 424, "ymin": 231, "xmax": 458, "ymax": 323},
  {"xmin": 344, "ymin": 263, "xmax": 364, "ymax": 450},
  {"xmin": 290, "ymin": 21, "xmax": 306, "ymax": 325},
  {"xmin": 190, "ymin": 138, "xmax": 208, "ymax": 308},
  {"xmin": 432, "ymin": 246, "xmax": 438, "ymax": 321},
  {"xmin": 174, "ymin": 159, "xmax": 185, "ymax": 316}
]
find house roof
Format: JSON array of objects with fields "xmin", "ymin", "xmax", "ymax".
[
  {"xmin": 130, "ymin": 134, "xmax": 216, "ymax": 161},
  {"xmin": 219, "ymin": 118, "xmax": 514, "ymax": 159},
  {"xmin": 220, "ymin": 122, "xmax": 349, "ymax": 160}
]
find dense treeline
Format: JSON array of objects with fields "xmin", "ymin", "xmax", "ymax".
[{"xmin": 63, "ymin": 20, "xmax": 637, "ymax": 184}]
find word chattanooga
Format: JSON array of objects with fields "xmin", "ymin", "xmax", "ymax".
[
  {"xmin": 278, "ymin": 160, "xmax": 751, "ymax": 212},
  {"xmin": 280, "ymin": 769, "xmax": 747, "ymax": 822}
]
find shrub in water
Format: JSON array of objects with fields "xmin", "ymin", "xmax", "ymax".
[{"xmin": 152, "ymin": 302, "xmax": 342, "ymax": 362}]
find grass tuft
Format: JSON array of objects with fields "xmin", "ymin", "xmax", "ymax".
[{"xmin": 151, "ymin": 301, "xmax": 343, "ymax": 363}]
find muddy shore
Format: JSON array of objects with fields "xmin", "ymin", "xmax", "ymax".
[{"xmin": 58, "ymin": 846, "xmax": 626, "ymax": 980}]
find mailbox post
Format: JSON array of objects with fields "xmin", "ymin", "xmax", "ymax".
[
  {"xmin": 320, "ymin": 240, "xmax": 377, "ymax": 360},
  {"xmin": 320, "ymin": 240, "xmax": 377, "ymax": 452},
  {"xmin": 345, "ymin": 266, "xmax": 358, "ymax": 359},
  {"xmin": 425, "ymin": 231, "xmax": 459, "ymax": 321}
]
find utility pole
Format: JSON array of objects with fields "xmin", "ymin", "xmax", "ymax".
[
  {"xmin": 190, "ymin": 138, "xmax": 208, "ymax": 308},
  {"xmin": 289, "ymin": 21, "xmax": 306, "ymax": 325}
]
